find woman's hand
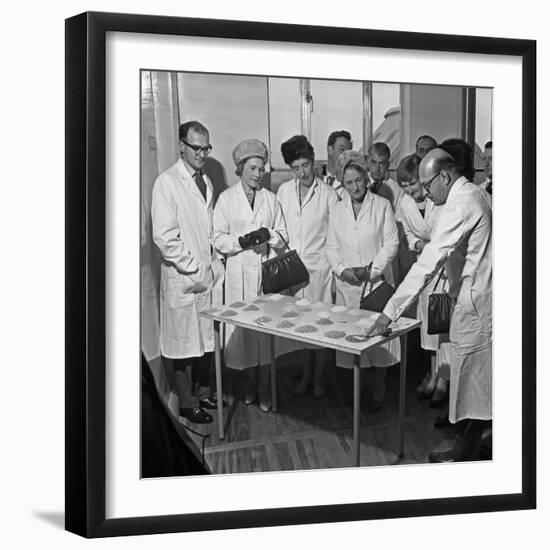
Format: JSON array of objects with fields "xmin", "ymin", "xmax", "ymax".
[
  {"xmin": 415, "ymin": 240, "xmax": 427, "ymax": 253},
  {"xmin": 341, "ymin": 268, "xmax": 361, "ymax": 285},
  {"xmin": 352, "ymin": 267, "xmax": 368, "ymax": 281}
]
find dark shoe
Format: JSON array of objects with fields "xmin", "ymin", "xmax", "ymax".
[
  {"xmin": 367, "ymin": 397, "xmax": 384, "ymax": 412},
  {"xmin": 179, "ymin": 407, "xmax": 213, "ymax": 424},
  {"xmin": 428, "ymin": 393, "xmax": 448, "ymax": 408},
  {"xmin": 433, "ymin": 415, "xmax": 451, "ymax": 428},
  {"xmin": 428, "ymin": 422, "xmax": 482, "ymax": 462},
  {"xmin": 418, "ymin": 389, "xmax": 434, "ymax": 401},
  {"xmin": 199, "ymin": 396, "xmax": 227, "ymax": 410},
  {"xmin": 428, "ymin": 385, "xmax": 448, "ymax": 408}
]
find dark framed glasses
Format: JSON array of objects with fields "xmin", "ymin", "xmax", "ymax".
[
  {"xmin": 422, "ymin": 171, "xmax": 440, "ymax": 192},
  {"xmin": 181, "ymin": 138, "xmax": 212, "ymax": 155}
]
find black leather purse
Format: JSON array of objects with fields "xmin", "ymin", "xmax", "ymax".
[
  {"xmin": 359, "ymin": 263, "xmax": 395, "ymax": 313},
  {"xmin": 427, "ymin": 266, "xmax": 454, "ymax": 335},
  {"xmin": 261, "ymin": 233, "xmax": 309, "ymax": 294}
]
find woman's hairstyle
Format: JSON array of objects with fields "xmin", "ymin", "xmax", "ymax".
[
  {"xmin": 281, "ymin": 135, "xmax": 315, "ymax": 165},
  {"xmin": 396, "ymin": 154, "xmax": 421, "ymax": 184},
  {"xmin": 235, "ymin": 160, "xmax": 245, "ymax": 177},
  {"xmin": 342, "ymin": 161, "xmax": 367, "ymax": 180}
]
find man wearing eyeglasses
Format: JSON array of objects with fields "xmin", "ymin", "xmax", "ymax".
[
  {"xmin": 367, "ymin": 148, "xmax": 493, "ymax": 463},
  {"xmin": 152, "ymin": 120, "xmax": 225, "ymax": 424}
]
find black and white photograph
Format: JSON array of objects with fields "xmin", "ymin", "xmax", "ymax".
[{"xmin": 140, "ymin": 70, "xmax": 494, "ymax": 476}]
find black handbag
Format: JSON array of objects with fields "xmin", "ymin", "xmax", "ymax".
[
  {"xmin": 261, "ymin": 233, "xmax": 309, "ymax": 294},
  {"xmin": 359, "ymin": 263, "xmax": 395, "ymax": 313},
  {"xmin": 427, "ymin": 266, "xmax": 454, "ymax": 335}
]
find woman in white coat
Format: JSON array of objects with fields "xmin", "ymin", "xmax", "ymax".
[
  {"xmin": 277, "ymin": 135, "xmax": 339, "ymax": 397},
  {"xmin": 326, "ymin": 151, "xmax": 400, "ymax": 411},
  {"xmin": 396, "ymin": 154, "xmax": 450, "ymax": 411},
  {"xmin": 213, "ymin": 139, "xmax": 286, "ymax": 412}
]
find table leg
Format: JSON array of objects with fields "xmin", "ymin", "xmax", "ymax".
[
  {"xmin": 270, "ymin": 335, "xmax": 277, "ymax": 412},
  {"xmin": 353, "ymin": 355, "xmax": 361, "ymax": 467},
  {"xmin": 214, "ymin": 321, "xmax": 224, "ymax": 440},
  {"xmin": 399, "ymin": 333, "xmax": 408, "ymax": 457}
]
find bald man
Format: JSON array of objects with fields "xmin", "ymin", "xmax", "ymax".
[{"xmin": 368, "ymin": 148, "xmax": 493, "ymax": 463}]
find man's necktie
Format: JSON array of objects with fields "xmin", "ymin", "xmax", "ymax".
[
  {"xmin": 327, "ymin": 175, "xmax": 335, "ymax": 187},
  {"xmin": 194, "ymin": 171, "xmax": 207, "ymax": 200}
]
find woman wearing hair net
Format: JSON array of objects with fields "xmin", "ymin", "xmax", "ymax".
[
  {"xmin": 326, "ymin": 151, "xmax": 400, "ymax": 411},
  {"xmin": 213, "ymin": 139, "xmax": 287, "ymax": 412}
]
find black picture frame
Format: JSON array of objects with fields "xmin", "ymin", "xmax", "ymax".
[{"xmin": 65, "ymin": 11, "xmax": 536, "ymax": 538}]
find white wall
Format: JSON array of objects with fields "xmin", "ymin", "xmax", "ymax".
[{"xmin": 1, "ymin": 2, "xmax": 546, "ymax": 550}]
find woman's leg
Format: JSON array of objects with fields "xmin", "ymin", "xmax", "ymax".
[
  {"xmin": 244, "ymin": 367, "xmax": 258, "ymax": 405},
  {"xmin": 258, "ymin": 363, "xmax": 272, "ymax": 412},
  {"xmin": 294, "ymin": 351, "xmax": 312, "ymax": 395}
]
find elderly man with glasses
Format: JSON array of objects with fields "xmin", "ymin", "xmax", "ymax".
[
  {"xmin": 152, "ymin": 120, "xmax": 225, "ymax": 424},
  {"xmin": 367, "ymin": 148, "xmax": 493, "ymax": 463}
]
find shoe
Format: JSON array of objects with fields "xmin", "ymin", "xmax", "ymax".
[
  {"xmin": 429, "ymin": 386, "xmax": 448, "ymax": 408},
  {"xmin": 367, "ymin": 398, "xmax": 384, "ymax": 412},
  {"xmin": 428, "ymin": 423, "xmax": 482, "ymax": 462},
  {"xmin": 313, "ymin": 384, "xmax": 326, "ymax": 399},
  {"xmin": 198, "ymin": 396, "xmax": 227, "ymax": 410},
  {"xmin": 428, "ymin": 393, "xmax": 447, "ymax": 408},
  {"xmin": 244, "ymin": 391, "xmax": 257, "ymax": 405},
  {"xmin": 179, "ymin": 407, "xmax": 213, "ymax": 424},
  {"xmin": 418, "ymin": 389, "xmax": 434, "ymax": 401},
  {"xmin": 433, "ymin": 415, "xmax": 451, "ymax": 428}
]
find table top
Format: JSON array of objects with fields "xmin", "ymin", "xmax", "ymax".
[{"xmin": 201, "ymin": 294, "xmax": 420, "ymax": 355}]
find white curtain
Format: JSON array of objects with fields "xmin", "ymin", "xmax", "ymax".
[{"xmin": 141, "ymin": 71, "xmax": 180, "ymax": 397}]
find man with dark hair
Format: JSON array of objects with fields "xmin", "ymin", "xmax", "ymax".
[
  {"xmin": 415, "ymin": 135, "xmax": 438, "ymax": 159},
  {"xmin": 368, "ymin": 148, "xmax": 493, "ymax": 463},
  {"xmin": 439, "ymin": 138, "xmax": 475, "ymax": 181},
  {"xmin": 479, "ymin": 141, "xmax": 493, "ymax": 194},
  {"xmin": 323, "ymin": 130, "xmax": 352, "ymax": 198},
  {"xmin": 152, "ymin": 120, "xmax": 225, "ymax": 424}
]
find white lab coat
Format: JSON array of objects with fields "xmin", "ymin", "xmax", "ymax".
[
  {"xmin": 326, "ymin": 191, "xmax": 401, "ymax": 368},
  {"xmin": 276, "ymin": 177, "xmax": 338, "ymax": 353},
  {"xmin": 383, "ymin": 177, "xmax": 492, "ymax": 423},
  {"xmin": 213, "ymin": 182, "xmax": 286, "ymax": 369},
  {"xmin": 369, "ymin": 176, "xmax": 420, "ymax": 285},
  {"xmin": 151, "ymin": 159, "xmax": 224, "ymax": 359}
]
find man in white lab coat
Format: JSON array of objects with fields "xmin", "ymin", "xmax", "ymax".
[
  {"xmin": 151, "ymin": 121, "xmax": 225, "ymax": 424},
  {"xmin": 366, "ymin": 142, "xmax": 420, "ymax": 286},
  {"xmin": 322, "ymin": 130, "xmax": 352, "ymax": 199},
  {"xmin": 368, "ymin": 148, "xmax": 492, "ymax": 462}
]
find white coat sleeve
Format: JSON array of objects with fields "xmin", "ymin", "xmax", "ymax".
[
  {"xmin": 383, "ymin": 204, "xmax": 467, "ymax": 321},
  {"xmin": 326, "ymin": 208, "xmax": 346, "ymax": 277},
  {"xmin": 151, "ymin": 178, "xmax": 200, "ymax": 275},
  {"xmin": 371, "ymin": 201, "xmax": 399, "ymax": 278},
  {"xmin": 399, "ymin": 194, "xmax": 432, "ymax": 250},
  {"xmin": 268, "ymin": 198, "xmax": 288, "ymax": 249},
  {"xmin": 213, "ymin": 194, "xmax": 242, "ymax": 255}
]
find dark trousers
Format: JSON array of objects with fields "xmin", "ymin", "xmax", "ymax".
[{"xmin": 172, "ymin": 352, "xmax": 213, "ymax": 409}]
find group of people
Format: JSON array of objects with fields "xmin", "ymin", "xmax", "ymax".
[{"xmin": 151, "ymin": 119, "xmax": 493, "ymax": 464}]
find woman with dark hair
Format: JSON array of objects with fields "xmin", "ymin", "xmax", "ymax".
[
  {"xmin": 396, "ymin": 154, "xmax": 450, "ymax": 411},
  {"xmin": 276, "ymin": 135, "xmax": 339, "ymax": 397},
  {"xmin": 326, "ymin": 151, "xmax": 400, "ymax": 411}
]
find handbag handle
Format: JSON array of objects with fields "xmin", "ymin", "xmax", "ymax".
[
  {"xmin": 360, "ymin": 262, "xmax": 373, "ymax": 300},
  {"xmin": 432, "ymin": 264, "xmax": 447, "ymax": 292},
  {"xmin": 275, "ymin": 230, "xmax": 291, "ymax": 251}
]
